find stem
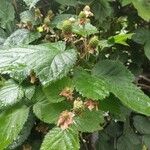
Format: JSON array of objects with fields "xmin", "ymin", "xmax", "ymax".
[
  {"xmin": 139, "ymin": 75, "xmax": 150, "ymax": 83},
  {"xmin": 12, "ymin": 0, "xmax": 17, "ymax": 11},
  {"xmin": 137, "ymin": 83, "xmax": 150, "ymax": 90}
]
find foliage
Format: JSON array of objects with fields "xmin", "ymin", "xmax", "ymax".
[{"xmin": 0, "ymin": 0, "xmax": 150, "ymax": 149}]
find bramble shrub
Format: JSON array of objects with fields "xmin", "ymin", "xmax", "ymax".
[{"xmin": 0, "ymin": 0, "xmax": 150, "ymax": 149}]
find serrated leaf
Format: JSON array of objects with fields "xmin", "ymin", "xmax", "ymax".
[
  {"xmin": 41, "ymin": 127, "xmax": 80, "ymax": 150},
  {"xmin": 0, "ymin": 80, "xmax": 24, "ymax": 110},
  {"xmin": 23, "ymin": 0, "xmax": 40, "ymax": 9},
  {"xmin": 0, "ymin": 105, "xmax": 29, "ymax": 149},
  {"xmin": 33, "ymin": 100, "xmax": 71, "ymax": 124},
  {"xmin": 92, "ymin": 60, "xmax": 150, "ymax": 116},
  {"xmin": 110, "ymin": 83, "xmax": 150, "ymax": 116},
  {"xmin": 43, "ymin": 77, "xmax": 73, "ymax": 103},
  {"xmin": 0, "ymin": 0, "xmax": 15, "ymax": 28},
  {"xmin": 92, "ymin": 60, "xmax": 134, "ymax": 84},
  {"xmin": 8, "ymin": 113, "xmax": 35, "ymax": 149},
  {"xmin": 73, "ymin": 68, "xmax": 109, "ymax": 100},
  {"xmin": 0, "ymin": 41, "xmax": 77, "ymax": 86},
  {"xmin": 4, "ymin": 29, "xmax": 41, "ymax": 47},
  {"xmin": 74, "ymin": 110, "xmax": 104, "ymax": 132},
  {"xmin": 133, "ymin": 115, "xmax": 150, "ymax": 134},
  {"xmin": 20, "ymin": 10, "xmax": 35, "ymax": 24}
]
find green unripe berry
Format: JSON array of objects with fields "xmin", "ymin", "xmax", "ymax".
[
  {"xmin": 62, "ymin": 20, "xmax": 72, "ymax": 34},
  {"xmin": 79, "ymin": 11, "xmax": 86, "ymax": 19},
  {"xmin": 47, "ymin": 10, "xmax": 53, "ymax": 17},
  {"xmin": 89, "ymin": 36, "xmax": 99, "ymax": 49},
  {"xmin": 44, "ymin": 16, "xmax": 50, "ymax": 25}
]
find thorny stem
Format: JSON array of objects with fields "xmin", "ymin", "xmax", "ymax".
[
  {"xmin": 139, "ymin": 75, "xmax": 150, "ymax": 83},
  {"xmin": 137, "ymin": 83, "xmax": 150, "ymax": 90}
]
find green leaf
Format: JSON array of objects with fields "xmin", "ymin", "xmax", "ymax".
[
  {"xmin": 132, "ymin": 0, "xmax": 150, "ymax": 22},
  {"xmin": 109, "ymin": 33, "xmax": 133, "ymax": 46},
  {"xmin": 20, "ymin": 10, "xmax": 35, "ymax": 24},
  {"xmin": 72, "ymin": 22, "xmax": 98, "ymax": 37},
  {"xmin": 31, "ymin": 86, "xmax": 46, "ymax": 103},
  {"xmin": 92, "ymin": 60, "xmax": 134, "ymax": 84},
  {"xmin": 43, "ymin": 77, "xmax": 73, "ymax": 103},
  {"xmin": 96, "ymin": 131, "xmax": 115, "ymax": 150},
  {"xmin": 0, "ymin": 105, "xmax": 29, "ymax": 149},
  {"xmin": 23, "ymin": 0, "xmax": 40, "ymax": 9},
  {"xmin": 143, "ymin": 135, "xmax": 150, "ymax": 149},
  {"xmin": 100, "ymin": 95, "xmax": 123, "ymax": 119},
  {"xmin": 133, "ymin": 115, "xmax": 150, "ymax": 134},
  {"xmin": 104, "ymin": 121, "xmax": 123, "ymax": 138},
  {"xmin": 24, "ymin": 85, "xmax": 35, "ymax": 100},
  {"xmin": 117, "ymin": 130, "xmax": 142, "ymax": 150},
  {"xmin": 73, "ymin": 68, "xmax": 109, "ymax": 100},
  {"xmin": 8, "ymin": 113, "xmax": 35, "ymax": 149},
  {"xmin": 4, "ymin": 29, "xmax": 41, "ymax": 47},
  {"xmin": 132, "ymin": 28, "xmax": 150, "ymax": 45},
  {"xmin": 144, "ymin": 42, "xmax": 150, "ymax": 60},
  {"xmin": 78, "ymin": 0, "xmax": 94, "ymax": 4},
  {"xmin": 120, "ymin": 0, "xmax": 150, "ymax": 21},
  {"xmin": 0, "ymin": 0, "xmax": 15, "ymax": 28},
  {"xmin": 91, "ymin": 0, "xmax": 112, "ymax": 23},
  {"xmin": 0, "ymin": 80, "xmax": 24, "ymax": 110},
  {"xmin": 119, "ymin": 0, "xmax": 132, "ymax": 6},
  {"xmin": 55, "ymin": 0, "xmax": 78, "ymax": 6},
  {"xmin": 111, "ymin": 83, "xmax": 150, "ymax": 116},
  {"xmin": 74, "ymin": 110, "xmax": 104, "ymax": 132},
  {"xmin": 0, "ymin": 28, "xmax": 6, "ymax": 45},
  {"xmin": 52, "ymin": 14, "xmax": 77, "ymax": 28},
  {"xmin": 99, "ymin": 39, "xmax": 113, "ymax": 49},
  {"xmin": 92, "ymin": 60, "xmax": 150, "ymax": 116},
  {"xmin": 41, "ymin": 127, "xmax": 80, "ymax": 150},
  {"xmin": 58, "ymin": 21, "xmax": 98, "ymax": 37},
  {"xmin": 33, "ymin": 100, "xmax": 71, "ymax": 124},
  {"xmin": 0, "ymin": 41, "xmax": 77, "ymax": 86},
  {"xmin": 0, "ymin": 28, "xmax": 7, "ymax": 38},
  {"xmin": 132, "ymin": 28, "xmax": 150, "ymax": 60}
]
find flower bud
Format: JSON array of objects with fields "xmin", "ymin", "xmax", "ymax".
[
  {"xmin": 73, "ymin": 98, "xmax": 84, "ymax": 111},
  {"xmin": 37, "ymin": 26, "xmax": 44, "ymax": 32},
  {"xmin": 79, "ymin": 11, "xmax": 86, "ymax": 19}
]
